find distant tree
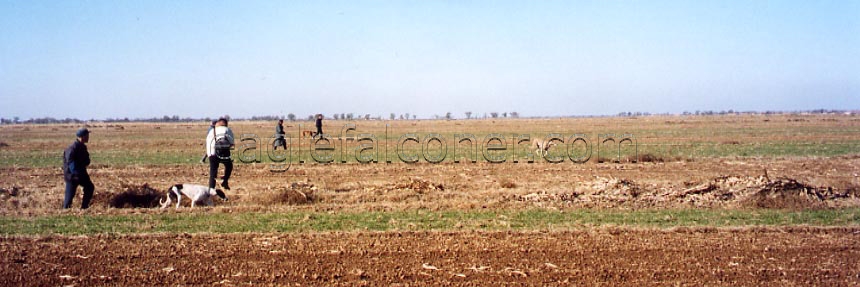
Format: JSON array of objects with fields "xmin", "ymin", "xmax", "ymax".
[
  {"xmin": 333, "ymin": 114, "xmax": 340, "ymax": 120},
  {"xmin": 364, "ymin": 114, "xmax": 370, "ymax": 120},
  {"xmin": 412, "ymin": 115, "xmax": 417, "ymax": 120},
  {"xmin": 502, "ymin": 112, "xmax": 507, "ymax": 118},
  {"xmin": 390, "ymin": 113, "xmax": 395, "ymax": 120},
  {"xmin": 465, "ymin": 111, "xmax": 472, "ymax": 119},
  {"xmin": 490, "ymin": 112, "xmax": 499, "ymax": 118},
  {"xmin": 307, "ymin": 115, "xmax": 314, "ymax": 121},
  {"xmin": 399, "ymin": 114, "xmax": 404, "ymax": 120},
  {"xmin": 405, "ymin": 113, "xmax": 410, "ymax": 120},
  {"xmin": 347, "ymin": 113, "xmax": 354, "ymax": 120},
  {"xmin": 510, "ymin": 112, "xmax": 519, "ymax": 118},
  {"xmin": 287, "ymin": 113, "xmax": 296, "ymax": 121},
  {"xmin": 445, "ymin": 112, "xmax": 452, "ymax": 120}
]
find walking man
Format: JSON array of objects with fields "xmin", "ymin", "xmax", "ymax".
[
  {"xmin": 274, "ymin": 119, "xmax": 287, "ymax": 150},
  {"xmin": 315, "ymin": 114, "xmax": 324, "ymax": 138},
  {"xmin": 206, "ymin": 118, "xmax": 235, "ymax": 190},
  {"xmin": 63, "ymin": 128, "xmax": 95, "ymax": 209}
]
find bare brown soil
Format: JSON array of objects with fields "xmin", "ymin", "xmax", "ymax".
[{"xmin": 2, "ymin": 228, "xmax": 858, "ymax": 286}]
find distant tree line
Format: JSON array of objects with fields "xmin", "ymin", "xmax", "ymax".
[
  {"xmin": 0, "ymin": 117, "xmax": 83, "ymax": 124},
  {"xmin": 2, "ymin": 109, "xmax": 855, "ymax": 125},
  {"xmin": 673, "ymin": 109, "xmax": 856, "ymax": 117},
  {"xmin": 461, "ymin": 111, "xmax": 519, "ymax": 119}
]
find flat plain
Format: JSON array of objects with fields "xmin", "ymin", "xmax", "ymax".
[{"xmin": 1, "ymin": 114, "xmax": 859, "ymax": 285}]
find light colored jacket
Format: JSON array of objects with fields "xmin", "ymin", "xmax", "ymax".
[{"xmin": 206, "ymin": 125, "xmax": 235, "ymax": 156}]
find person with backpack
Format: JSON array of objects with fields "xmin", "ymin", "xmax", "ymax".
[
  {"xmin": 206, "ymin": 118, "xmax": 235, "ymax": 190},
  {"xmin": 63, "ymin": 128, "xmax": 95, "ymax": 209},
  {"xmin": 274, "ymin": 119, "xmax": 286, "ymax": 150},
  {"xmin": 200, "ymin": 120, "xmax": 217, "ymax": 163}
]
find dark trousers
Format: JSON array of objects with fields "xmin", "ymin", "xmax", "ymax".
[
  {"xmin": 273, "ymin": 138, "xmax": 286, "ymax": 150},
  {"xmin": 63, "ymin": 176, "xmax": 94, "ymax": 209},
  {"xmin": 316, "ymin": 126, "xmax": 323, "ymax": 136},
  {"xmin": 209, "ymin": 155, "xmax": 233, "ymax": 189}
]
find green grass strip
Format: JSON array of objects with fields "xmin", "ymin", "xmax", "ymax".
[{"xmin": 1, "ymin": 208, "xmax": 858, "ymax": 236}]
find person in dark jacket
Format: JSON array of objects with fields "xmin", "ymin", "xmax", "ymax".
[
  {"xmin": 315, "ymin": 114, "xmax": 323, "ymax": 138},
  {"xmin": 63, "ymin": 128, "xmax": 95, "ymax": 209},
  {"xmin": 274, "ymin": 119, "xmax": 286, "ymax": 150}
]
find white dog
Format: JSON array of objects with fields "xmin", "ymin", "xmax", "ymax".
[
  {"xmin": 159, "ymin": 184, "xmax": 228, "ymax": 209},
  {"xmin": 531, "ymin": 139, "xmax": 558, "ymax": 158}
]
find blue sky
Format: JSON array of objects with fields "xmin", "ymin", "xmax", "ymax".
[{"xmin": 1, "ymin": 1, "xmax": 858, "ymax": 119}]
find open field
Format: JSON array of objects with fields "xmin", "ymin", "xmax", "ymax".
[
  {"xmin": 2, "ymin": 114, "xmax": 860, "ymax": 168},
  {"xmin": 1, "ymin": 114, "xmax": 859, "ymax": 285}
]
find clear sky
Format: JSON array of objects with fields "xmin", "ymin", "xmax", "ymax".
[{"xmin": 1, "ymin": 1, "xmax": 858, "ymax": 120}]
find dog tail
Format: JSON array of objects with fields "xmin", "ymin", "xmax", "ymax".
[
  {"xmin": 159, "ymin": 194, "xmax": 171, "ymax": 208},
  {"xmin": 160, "ymin": 186, "xmax": 178, "ymax": 209}
]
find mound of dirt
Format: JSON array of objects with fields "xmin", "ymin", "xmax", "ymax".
[
  {"xmin": 0, "ymin": 187, "xmax": 20, "ymax": 198},
  {"xmin": 514, "ymin": 177, "xmax": 642, "ymax": 206},
  {"xmin": 513, "ymin": 176, "xmax": 856, "ymax": 209},
  {"xmin": 500, "ymin": 179, "xmax": 517, "ymax": 189},
  {"xmin": 251, "ymin": 182, "xmax": 317, "ymax": 205},
  {"xmin": 672, "ymin": 176, "xmax": 855, "ymax": 209},
  {"xmin": 0, "ymin": 187, "xmax": 34, "ymax": 210},
  {"xmin": 109, "ymin": 183, "xmax": 165, "ymax": 208},
  {"xmin": 741, "ymin": 178, "xmax": 853, "ymax": 209},
  {"xmin": 394, "ymin": 178, "xmax": 444, "ymax": 193},
  {"xmin": 638, "ymin": 153, "xmax": 664, "ymax": 163}
]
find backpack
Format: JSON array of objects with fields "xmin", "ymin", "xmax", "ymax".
[{"xmin": 214, "ymin": 133, "xmax": 232, "ymax": 158}]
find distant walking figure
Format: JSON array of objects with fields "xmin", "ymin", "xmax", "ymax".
[
  {"xmin": 274, "ymin": 119, "xmax": 287, "ymax": 150},
  {"xmin": 63, "ymin": 128, "xmax": 95, "ymax": 209},
  {"xmin": 206, "ymin": 118, "xmax": 235, "ymax": 190},
  {"xmin": 315, "ymin": 114, "xmax": 324, "ymax": 138}
]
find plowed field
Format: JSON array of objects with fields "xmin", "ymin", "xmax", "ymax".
[{"xmin": 3, "ymin": 228, "xmax": 859, "ymax": 286}]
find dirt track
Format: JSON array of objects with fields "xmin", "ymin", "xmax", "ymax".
[{"xmin": 2, "ymin": 228, "xmax": 859, "ymax": 286}]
